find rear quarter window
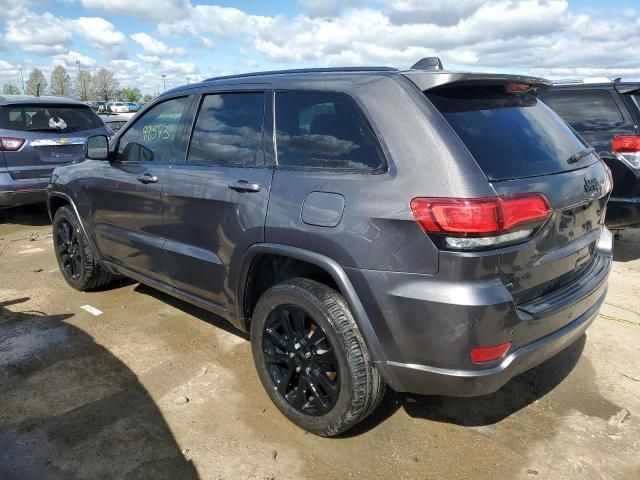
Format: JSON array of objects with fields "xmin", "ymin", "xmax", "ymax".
[
  {"xmin": 540, "ymin": 89, "xmax": 625, "ymax": 131},
  {"xmin": 275, "ymin": 91, "xmax": 386, "ymax": 173},
  {"xmin": 426, "ymin": 85, "xmax": 589, "ymax": 181}
]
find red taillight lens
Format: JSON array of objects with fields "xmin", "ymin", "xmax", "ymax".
[
  {"xmin": 0, "ymin": 137, "xmax": 25, "ymax": 151},
  {"xmin": 612, "ymin": 135, "xmax": 640, "ymax": 154},
  {"xmin": 471, "ymin": 342, "xmax": 512, "ymax": 364},
  {"xmin": 411, "ymin": 194, "xmax": 551, "ymax": 236}
]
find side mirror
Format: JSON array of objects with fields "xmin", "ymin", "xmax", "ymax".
[{"xmin": 85, "ymin": 135, "xmax": 109, "ymax": 160}]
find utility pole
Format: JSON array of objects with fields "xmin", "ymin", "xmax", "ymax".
[
  {"xmin": 19, "ymin": 67, "xmax": 25, "ymax": 94},
  {"xmin": 162, "ymin": 74, "xmax": 166, "ymax": 91},
  {"xmin": 186, "ymin": 76, "xmax": 190, "ymax": 85}
]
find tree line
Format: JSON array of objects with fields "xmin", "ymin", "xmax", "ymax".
[{"xmin": 2, "ymin": 66, "xmax": 154, "ymax": 103}]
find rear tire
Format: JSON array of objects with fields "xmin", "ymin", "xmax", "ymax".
[
  {"xmin": 251, "ymin": 277, "xmax": 385, "ymax": 436},
  {"xmin": 52, "ymin": 206, "xmax": 114, "ymax": 291}
]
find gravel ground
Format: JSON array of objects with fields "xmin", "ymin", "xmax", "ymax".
[{"xmin": 1, "ymin": 204, "xmax": 639, "ymax": 480}]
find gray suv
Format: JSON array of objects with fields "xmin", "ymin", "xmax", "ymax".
[
  {"xmin": 46, "ymin": 59, "xmax": 613, "ymax": 436},
  {"xmin": 1, "ymin": 95, "xmax": 110, "ymax": 207}
]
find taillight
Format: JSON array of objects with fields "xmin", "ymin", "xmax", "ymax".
[
  {"xmin": 612, "ymin": 135, "xmax": 640, "ymax": 169},
  {"xmin": 471, "ymin": 342, "xmax": 512, "ymax": 364},
  {"xmin": 411, "ymin": 194, "xmax": 551, "ymax": 250},
  {"xmin": 506, "ymin": 83, "xmax": 532, "ymax": 93},
  {"xmin": 0, "ymin": 137, "xmax": 25, "ymax": 151}
]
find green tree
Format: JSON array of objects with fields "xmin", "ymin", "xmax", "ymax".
[
  {"xmin": 92, "ymin": 68, "xmax": 119, "ymax": 101},
  {"xmin": 75, "ymin": 70, "xmax": 92, "ymax": 101},
  {"xmin": 3, "ymin": 83, "xmax": 20, "ymax": 95},
  {"xmin": 50, "ymin": 65, "xmax": 72, "ymax": 97},
  {"xmin": 25, "ymin": 68, "xmax": 47, "ymax": 97},
  {"xmin": 142, "ymin": 94, "xmax": 154, "ymax": 103},
  {"xmin": 120, "ymin": 87, "xmax": 141, "ymax": 102}
]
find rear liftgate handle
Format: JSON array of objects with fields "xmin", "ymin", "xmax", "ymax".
[
  {"xmin": 136, "ymin": 173, "xmax": 159, "ymax": 184},
  {"xmin": 228, "ymin": 180, "xmax": 262, "ymax": 193}
]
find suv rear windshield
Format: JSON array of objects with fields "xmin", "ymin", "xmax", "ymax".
[
  {"xmin": 0, "ymin": 104, "xmax": 103, "ymax": 133},
  {"xmin": 540, "ymin": 89, "xmax": 625, "ymax": 130},
  {"xmin": 426, "ymin": 85, "xmax": 591, "ymax": 181}
]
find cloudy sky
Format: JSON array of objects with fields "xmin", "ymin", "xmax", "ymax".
[{"xmin": 1, "ymin": 0, "xmax": 639, "ymax": 95}]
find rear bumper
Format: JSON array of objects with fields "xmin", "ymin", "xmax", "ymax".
[
  {"xmin": 346, "ymin": 228, "xmax": 612, "ymax": 397},
  {"xmin": 0, "ymin": 172, "xmax": 47, "ymax": 207},
  {"xmin": 382, "ymin": 286, "xmax": 605, "ymax": 396}
]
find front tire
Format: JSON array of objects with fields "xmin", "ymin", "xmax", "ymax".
[
  {"xmin": 251, "ymin": 277, "xmax": 385, "ymax": 436},
  {"xmin": 52, "ymin": 206, "xmax": 114, "ymax": 291}
]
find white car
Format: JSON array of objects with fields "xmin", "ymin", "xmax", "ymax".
[{"xmin": 107, "ymin": 102, "xmax": 129, "ymax": 113}]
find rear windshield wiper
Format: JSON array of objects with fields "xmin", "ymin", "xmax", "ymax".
[{"xmin": 567, "ymin": 147, "xmax": 595, "ymax": 164}]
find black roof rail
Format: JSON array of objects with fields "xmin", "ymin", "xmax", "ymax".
[
  {"xmin": 202, "ymin": 66, "xmax": 398, "ymax": 83},
  {"xmin": 410, "ymin": 57, "xmax": 444, "ymax": 71}
]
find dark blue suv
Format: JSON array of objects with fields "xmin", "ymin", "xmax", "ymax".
[{"xmin": 0, "ymin": 95, "xmax": 109, "ymax": 207}]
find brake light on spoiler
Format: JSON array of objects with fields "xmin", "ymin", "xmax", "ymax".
[{"xmin": 411, "ymin": 194, "xmax": 551, "ymax": 250}]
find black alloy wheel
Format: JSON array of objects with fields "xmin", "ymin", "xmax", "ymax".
[
  {"xmin": 262, "ymin": 304, "xmax": 340, "ymax": 415},
  {"xmin": 56, "ymin": 218, "xmax": 82, "ymax": 280}
]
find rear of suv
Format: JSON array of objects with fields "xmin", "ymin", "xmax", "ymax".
[
  {"xmin": 1, "ymin": 95, "xmax": 109, "ymax": 207},
  {"xmin": 540, "ymin": 80, "xmax": 640, "ymax": 230},
  {"xmin": 46, "ymin": 59, "xmax": 613, "ymax": 436}
]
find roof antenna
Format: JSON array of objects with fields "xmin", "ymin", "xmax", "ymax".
[{"xmin": 411, "ymin": 57, "xmax": 444, "ymax": 71}]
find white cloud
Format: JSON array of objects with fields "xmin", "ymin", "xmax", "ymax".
[
  {"xmin": 52, "ymin": 51, "xmax": 98, "ymax": 70},
  {"xmin": 80, "ymin": 0, "xmax": 191, "ymax": 22},
  {"xmin": 74, "ymin": 17, "xmax": 127, "ymax": 48},
  {"xmin": 0, "ymin": 0, "xmax": 33, "ymax": 20},
  {"xmin": 5, "ymin": 12, "xmax": 72, "ymax": 54},
  {"xmin": 131, "ymin": 32, "xmax": 187, "ymax": 56}
]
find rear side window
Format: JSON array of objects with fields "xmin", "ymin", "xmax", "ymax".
[
  {"xmin": 187, "ymin": 92, "xmax": 265, "ymax": 167},
  {"xmin": 541, "ymin": 89, "xmax": 624, "ymax": 130},
  {"xmin": 0, "ymin": 105, "xmax": 103, "ymax": 133},
  {"xmin": 275, "ymin": 91, "xmax": 386, "ymax": 172},
  {"xmin": 426, "ymin": 86, "xmax": 589, "ymax": 181}
]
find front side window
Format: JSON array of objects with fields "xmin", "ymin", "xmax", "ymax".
[
  {"xmin": 541, "ymin": 89, "xmax": 624, "ymax": 131},
  {"xmin": 117, "ymin": 96, "xmax": 188, "ymax": 163},
  {"xmin": 275, "ymin": 91, "xmax": 386, "ymax": 172},
  {"xmin": 187, "ymin": 92, "xmax": 265, "ymax": 167}
]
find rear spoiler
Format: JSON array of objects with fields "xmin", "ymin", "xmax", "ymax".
[
  {"xmin": 614, "ymin": 83, "xmax": 640, "ymax": 95},
  {"xmin": 401, "ymin": 71, "xmax": 553, "ymax": 93}
]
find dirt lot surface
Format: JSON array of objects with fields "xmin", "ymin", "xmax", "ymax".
[{"xmin": 1, "ymin": 204, "xmax": 639, "ymax": 480}]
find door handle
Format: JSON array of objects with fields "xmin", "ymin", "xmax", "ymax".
[
  {"xmin": 228, "ymin": 180, "xmax": 261, "ymax": 192},
  {"xmin": 136, "ymin": 173, "xmax": 158, "ymax": 184}
]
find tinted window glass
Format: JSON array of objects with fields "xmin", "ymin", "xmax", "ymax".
[
  {"xmin": 275, "ymin": 91, "xmax": 385, "ymax": 172},
  {"xmin": 541, "ymin": 90, "xmax": 624, "ymax": 130},
  {"xmin": 0, "ymin": 105, "xmax": 103, "ymax": 133},
  {"xmin": 187, "ymin": 93, "xmax": 265, "ymax": 167},
  {"xmin": 427, "ymin": 86, "xmax": 590, "ymax": 181},
  {"xmin": 117, "ymin": 96, "xmax": 188, "ymax": 163}
]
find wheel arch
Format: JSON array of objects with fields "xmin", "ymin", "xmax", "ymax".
[{"xmin": 236, "ymin": 244, "xmax": 390, "ymax": 371}]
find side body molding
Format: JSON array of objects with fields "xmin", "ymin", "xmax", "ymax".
[{"xmin": 235, "ymin": 243, "xmax": 395, "ymax": 384}]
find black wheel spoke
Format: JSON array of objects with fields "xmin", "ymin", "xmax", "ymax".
[
  {"xmin": 71, "ymin": 255, "xmax": 82, "ymax": 277},
  {"xmin": 308, "ymin": 326, "xmax": 325, "ymax": 346},
  {"xmin": 276, "ymin": 365, "xmax": 295, "ymax": 396},
  {"xmin": 290, "ymin": 308, "xmax": 307, "ymax": 338},
  {"xmin": 294, "ymin": 375, "xmax": 308, "ymax": 409},
  {"xmin": 314, "ymin": 347, "xmax": 338, "ymax": 366},
  {"xmin": 310, "ymin": 370, "xmax": 339, "ymax": 401},
  {"xmin": 264, "ymin": 351, "xmax": 290, "ymax": 366},
  {"xmin": 264, "ymin": 328, "xmax": 288, "ymax": 349},
  {"xmin": 280, "ymin": 309, "xmax": 295, "ymax": 342}
]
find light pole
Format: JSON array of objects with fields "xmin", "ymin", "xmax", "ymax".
[
  {"xmin": 162, "ymin": 74, "xmax": 166, "ymax": 91},
  {"xmin": 19, "ymin": 67, "xmax": 25, "ymax": 94},
  {"xmin": 186, "ymin": 76, "xmax": 190, "ymax": 85},
  {"xmin": 75, "ymin": 60, "xmax": 81, "ymax": 75}
]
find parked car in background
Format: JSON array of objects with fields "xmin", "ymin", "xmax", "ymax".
[
  {"xmin": 540, "ymin": 79, "xmax": 640, "ymax": 230},
  {"xmin": 100, "ymin": 113, "xmax": 130, "ymax": 135},
  {"xmin": 1, "ymin": 95, "xmax": 110, "ymax": 207},
  {"xmin": 88, "ymin": 101, "xmax": 108, "ymax": 113},
  {"xmin": 107, "ymin": 102, "xmax": 129, "ymax": 113},
  {"xmin": 127, "ymin": 103, "xmax": 140, "ymax": 112},
  {"xmin": 47, "ymin": 59, "xmax": 613, "ymax": 436}
]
